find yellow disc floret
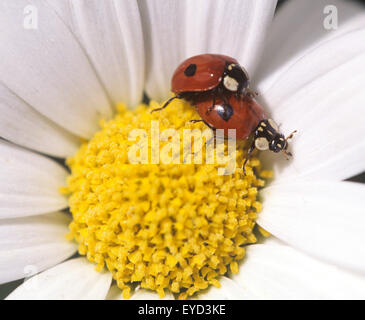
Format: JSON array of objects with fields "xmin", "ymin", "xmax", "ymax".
[{"xmin": 62, "ymin": 98, "xmax": 268, "ymax": 300}]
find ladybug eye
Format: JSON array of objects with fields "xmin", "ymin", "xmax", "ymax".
[{"xmin": 184, "ymin": 64, "xmax": 197, "ymax": 77}]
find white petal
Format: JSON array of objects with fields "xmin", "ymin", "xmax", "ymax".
[
  {"xmin": 231, "ymin": 242, "xmax": 365, "ymax": 299},
  {"xmin": 254, "ymin": 0, "xmax": 365, "ymax": 180},
  {"xmin": 48, "ymin": 0, "xmax": 145, "ymax": 108},
  {"xmin": 106, "ymin": 285, "xmax": 175, "ymax": 300},
  {"xmin": 258, "ymin": 27, "xmax": 365, "ymax": 181},
  {"xmin": 256, "ymin": 0, "xmax": 365, "ymax": 90},
  {"xmin": 261, "ymin": 235, "xmax": 287, "ymax": 247},
  {"xmin": 131, "ymin": 287, "xmax": 174, "ymax": 300},
  {"xmin": 139, "ymin": 0, "xmax": 277, "ymax": 102},
  {"xmin": 0, "ymin": 141, "xmax": 69, "ymax": 219},
  {"xmin": 194, "ymin": 277, "xmax": 252, "ymax": 300},
  {"xmin": 0, "ymin": 0, "xmax": 112, "ymax": 139},
  {"xmin": 6, "ymin": 257, "xmax": 112, "ymax": 300},
  {"xmin": 0, "ymin": 212, "xmax": 77, "ymax": 284},
  {"xmin": 183, "ymin": 0, "xmax": 277, "ymax": 77},
  {"xmin": 0, "ymin": 83, "xmax": 79, "ymax": 158},
  {"xmin": 258, "ymin": 180, "xmax": 365, "ymax": 274},
  {"xmin": 138, "ymin": 0, "xmax": 186, "ymax": 102},
  {"xmin": 105, "ymin": 284, "xmax": 124, "ymax": 300}
]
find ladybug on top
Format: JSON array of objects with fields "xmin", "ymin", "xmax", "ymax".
[{"xmin": 152, "ymin": 54, "xmax": 296, "ymax": 173}]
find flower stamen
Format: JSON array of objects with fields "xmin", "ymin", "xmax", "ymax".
[{"xmin": 62, "ymin": 99, "xmax": 269, "ymax": 299}]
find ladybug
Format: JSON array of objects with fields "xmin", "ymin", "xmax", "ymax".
[
  {"xmin": 193, "ymin": 94, "xmax": 266, "ymax": 140},
  {"xmin": 152, "ymin": 54, "xmax": 296, "ymax": 173},
  {"xmin": 152, "ymin": 53, "xmax": 253, "ymax": 112},
  {"xmin": 171, "ymin": 54, "xmax": 251, "ymax": 97},
  {"xmin": 193, "ymin": 94, "xmax": 296, "ymax": 172}
]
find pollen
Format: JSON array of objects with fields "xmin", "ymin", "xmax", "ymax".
[{"xmin": 62, "ymin": 98, "xmax": 269, "ymax": 299}]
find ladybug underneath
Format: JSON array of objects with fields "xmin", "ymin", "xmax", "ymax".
[{"xmin": 151, "ymin": 54, "xmax": 296, "ymax": 173}]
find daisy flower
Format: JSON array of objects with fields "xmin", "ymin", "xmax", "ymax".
[{"xmin": 1, "ymin": 0, "xmax": 365, "ymax": 300}]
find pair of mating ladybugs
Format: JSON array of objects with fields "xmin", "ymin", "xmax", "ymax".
[{"xmin": 152, "ymin": 54, "xmax": 296, "ymax": 173}]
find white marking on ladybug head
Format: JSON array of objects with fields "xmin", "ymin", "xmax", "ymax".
[
  {"xmin": 268, "ymin": 119, "xmax": 279, "ymax": 131},
  {"xmin": 223, "ymin": 76, "xmax": 239, "ymax": 92},
  {"xmin": 228, "ymin": 64, "xmax": 235, "ymax": 71},
  {"xmin": 255, "ymin": 137, "xmax": 269, "ymax": 151}
]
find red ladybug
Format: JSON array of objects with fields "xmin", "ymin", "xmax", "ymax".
[
  {"xmin": 194, "ymin": 94, "xmax": 266, "ymax": 140},
  {"xmin": 171, "ymin": 54, "xmax": 250, "ymax": 96},
  {"xmin": 152, "ymin": 54, "xmax": 295, "ymax": 172},
  {"xmin": 193, "ymin": 94, "xmax": 296, "ymax": 172},
  {"xmin": 152, "ymin": 54, "xmax": 253, "ymax": 111}
]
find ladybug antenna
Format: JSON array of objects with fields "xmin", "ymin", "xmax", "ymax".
[
  {"xmin": 150, "ymin": 95, "xmax": 180, "ymax": 113},
  {"xmin": 285, "ymin": 130, "xmax": 297, "ymax": 141},
  {"xmin": 281, "ymin": 130, "xmax": 297, "ymax": 160}
]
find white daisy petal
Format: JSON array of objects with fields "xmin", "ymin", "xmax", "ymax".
[
  {"xmin": 48, "ymin": 0, "xmax": 145, "ymax": 108},
  {"xmin": 256, "ymin": 0, "xmax": 365, "ymax": 90},
  {"xmin": 0, "ymin": 212, "xmax": 77, "ymax": 284},
  {"xmin": 0, "ymin": 83, "xmax": 79, "ymax": 158},
  {"xmin": 131, "ymin": 287, "xmax": 174, "ymax": 300},
  {"xmin": 138, "ymin": 0, "xmax": 186, "ymax": 102},
  {"xmin": 257, "ymin": 27, "xmax": 365, "ymax": 181},
  {"xmin": 184, "ymin": 0, "xmax": 277, "ymax": 77},
  {"xmin": 0, "ymin": 0, "xmax": 112, "ymax": 139},
  {"xmin": 231, "ymin": 242, "xmax": 365, "ymax": 299},
  {"xmin": 139, "ymin": 0, "xmax": 277, "ymax": 102},
  {"xmin": 105, "ymin": 284, "xmax": 124, "ymax": 300},
  {"xmin": 194, "ymin": 276, "xmax": 252, "ymax": 300},
  {"xmin": 6, "ymin": 257, "xmax": 112, "ymax": 300},
  {"xmin": 0, "ymin": 141, "xmax": 69, "ymax": 219},
  {"xmin": 106, "ymin": 285, "xmax": 175, "ymax": 300},
  {"xmin": 258, "ymin": 180, "xmax": 365, "ymax": 274}
]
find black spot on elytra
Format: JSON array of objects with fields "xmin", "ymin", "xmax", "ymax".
[
  {"xmin": 184, "ymin": 64, "xmax": 197, "ymax": 77},
  {"xmin": 216, "ymin": 103, "xmax": 233, "ymax": 122}
]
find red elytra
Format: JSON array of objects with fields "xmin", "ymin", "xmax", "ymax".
[
  {"xmin": 195, "ymin": 94, "xmax": 266, "ymax": 140},
  {"xmin": 171, "ymin": 54, "xmax": 239, "ymax": 93}
]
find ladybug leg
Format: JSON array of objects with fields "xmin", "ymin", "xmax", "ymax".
[
  {"xmin": 282, "ymin": 150, "xmax": 292, "ymax": 160},
  {"xmin": 285, "ymin": 130, "xmax": 297, "ymax": 141},
  {"xmin": 242, "ymin": 142, "xmax": 255, "ymax": 175},
  {"xmin": 189, "ymin": 119, "xmax": 215, "ymax": 131},
  {"xmin": 150, "ymin": 95, "xmax": 180, "ymax": 113},
  {"xmin": 281, "ymin": 130, "xmax": 297, "ymax": 159},
  {"xmin": 202, "ymin": 120, "xmax": 215, "ymax": 131},
  {"xmin": 190, "ymin": 116, "xmax": 217, "ymax": 138}
]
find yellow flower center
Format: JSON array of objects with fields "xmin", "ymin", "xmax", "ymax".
[{"xmin": 61, "ymin": 99, "xmax": 272, "ymax": 300}]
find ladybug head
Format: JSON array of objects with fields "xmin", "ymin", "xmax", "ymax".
[
  {"xmin": 254, "ymin": 119, "xmax": 296, "ymax": 158},
  {"xmin": 269, "ymin": 134, "xmax": 288, "ymax": 153},
  {"xmin": 223, "ymin": 63, "xmax": 249, "ymax": 94}
]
